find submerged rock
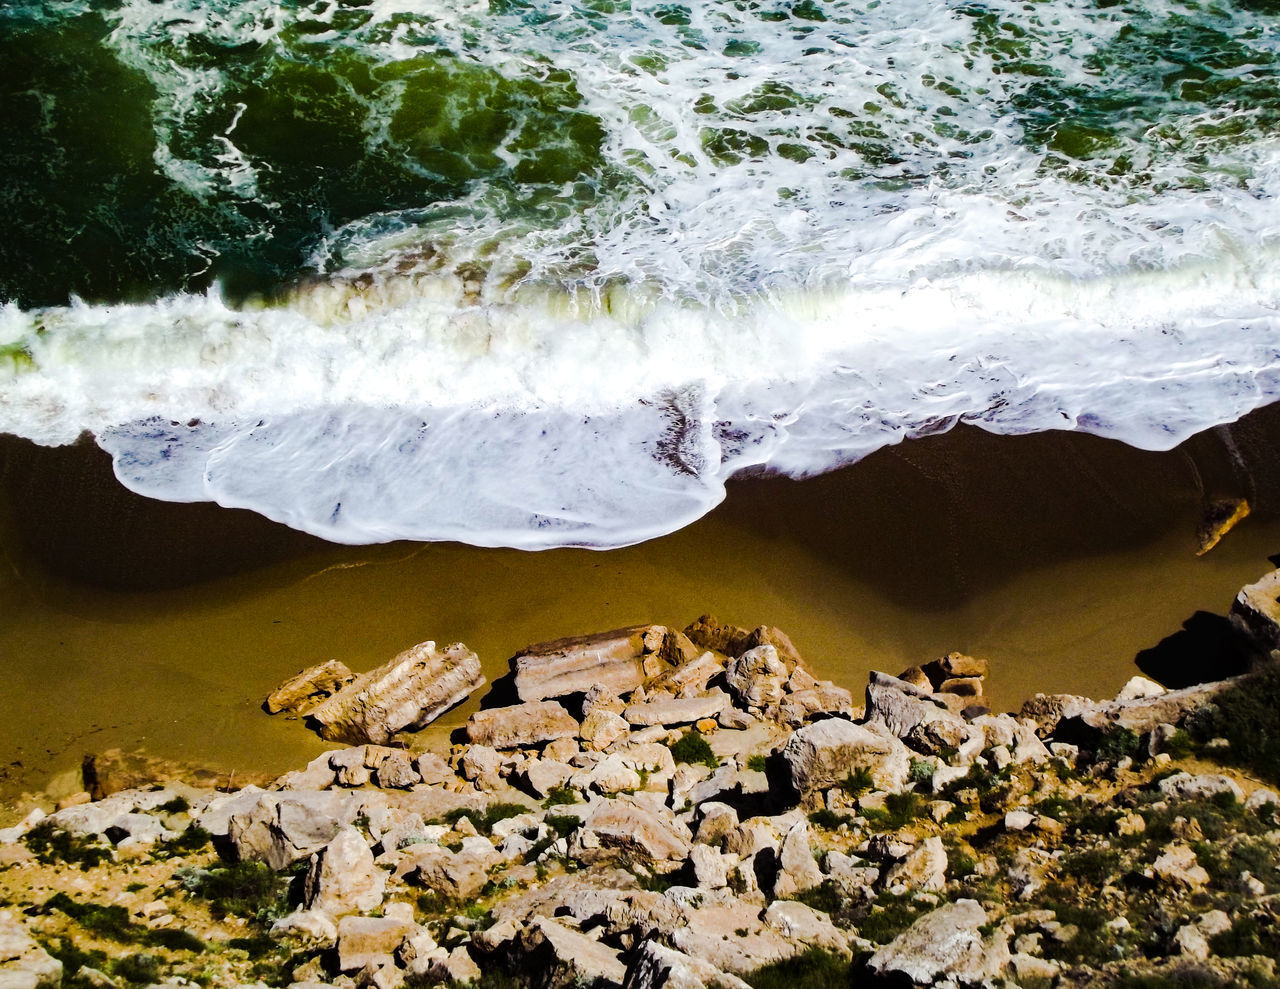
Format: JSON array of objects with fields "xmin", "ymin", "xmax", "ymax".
[
  {"xmin": 307, "ymin": 641, "xmax": 484, "ymax": 745},
  {"xmin": 265, "ymin": 659, "xmax": 355, "ymax": 715}
]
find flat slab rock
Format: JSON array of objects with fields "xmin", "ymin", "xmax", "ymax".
[
  {"xmin": 307, "ymin": 640, "xmax": 485, "ymax": 745},
  {"xmin": 465, "ymin": 701, "xmax": 578, "ymax": 749},
  {"xmin": 511, "ymin": 625, "xmax": 669, "ymax": 702}
]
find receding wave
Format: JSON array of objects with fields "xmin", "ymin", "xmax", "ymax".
[{"xmin": 1, "ymin": 0, "xmax": 1279, "ymax": 546}]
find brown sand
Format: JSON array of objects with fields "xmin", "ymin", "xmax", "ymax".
[{"xmin": 2, "ymin": 407, "xmax": 1280, "ymax": 804}]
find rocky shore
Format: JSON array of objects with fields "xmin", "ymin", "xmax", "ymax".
[{"xmin": 4, "ymin": 576, "xmax": 1280, "ymax": 989}]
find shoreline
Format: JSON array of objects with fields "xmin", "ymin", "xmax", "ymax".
[
  {"xmin": 3, "ymin": 408, "xmax": 1280, "ymax": 800},
  {"xmin": 1, "ymin": 595, "xmax": 1279, "ymax": 989}
]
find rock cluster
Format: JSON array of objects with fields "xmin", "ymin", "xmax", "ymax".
[{"xmin": 4, "ymin": 604, "xmax": 1280, "ymax": 989}]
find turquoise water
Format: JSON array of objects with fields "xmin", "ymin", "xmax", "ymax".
[{"xmin": 2, "ymin": 0, "xmax": 1280, "ymax": 546}]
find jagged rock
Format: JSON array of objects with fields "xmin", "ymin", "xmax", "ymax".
[
  {"xmin": 465, "ymin": 701, "xmax": 578, "ymax": 750},
  {"xmin": 867, "ymin": 899, "xmax": 1010, "ymax": 986},
  {"xmin": 576, "ymin": 754, "xmax": 643, "ymax": 795},
  {"xmin": 881, "ymin": 836, "xmax": 947, "ymax": 892},
  {"xmin": 423, "ymin": 947, "xmax": 480, "ymax": 986},
  {"xmin": 1011, "ymin": 721, "xmax": 1051, "ymax": 765},
  {"xmin": 229, "ymin": 791, "xmax": 360, "ymax": 870},
  {"xmin": 670, "ymin": 903, "xmax": 794, "ymax": 975},
  {"xmin": 0, "ymin": 911, "xmax": 62, "ymax": 989},
  {"xmin": 266, "ymin": 660, "xmax": 356, "ymax": 715},
  {"xmin": 508, "ymin": 917, "xmax": 627, "ymax": 986},
  {"xmin": 761, "ymin": 901, "xmax": 850, "ymax": 955},
  {"xmin": 271, "ymin": 909, "xmax": 339, "ymax": 945},
  {"xmin": 1152, "ymin": 844, "xmax": 1210, "ymax": 888},
  {"xmin": 335, "ymin": 916, "xmax": 416, "ymax": 973},
  {"xmin": 304, "ymin": 826, "xmax": 386, "ymax": 917},
  {"xmin": 308, "ymin": 641, "xmax": 484, "ymax": 745},
  {"xmin": 512, "ymin": 625, "xmax": 669, "ymax": 702},
  {"xmin": 375, "ymin": 752, "xmax": 419, "ymax": 790},
  {"xmin": 624, "ymin": 691, "xmax": 730, "ymax": 727},
  {"xmin": 396, "ymin": 929, "xmax": 447, "ymax": 979},
  {"xmin": 329, "ymin": 746, "xmax": 402, "ymax": 787},
  {"xmin": 458, "ymin": 745, "xmax": 502, "ymax": 784},
  {"xmin": 544, "ymin": 737, "xmax": 582, "ymax": 764},
  {"xmin": 1158, "ymin": 772, "xmax": 1245, "ymax": 804},
  {"xmin": 743, "ymin": 626, "xmax": 802, "ymax": 670},
  {"xmin": 684, "ymin": 616, "xmax": 753, "ymax": 658},
  {"xmin": 693, "ymin": 803, "xmax": 739, "ymax": 846},
  {"xmin": 398, "ymin": 845, "xmax": 492, "ymax": 900},
  {"xmin": 1231, "ymin": 567, "xmax": 1280, "ymax": 655},
  {"xmin": 659, "ymin": 629, "xmax": 705, "ymax": 668},
  {"xmin": 584, "ymin": 801, "xmax": 692, "ymax": 861},
  {"xmin": 647, "ymin": 651, "xmax": 724, "ymax": 699},
  {"xmin": 686, "ymin": 844, "xmax": 728, "ymax": 889},
  {"xmin": 823, "ymin": 850, "xmax": 879, "ymax": 896},
  {"xmin": 772, "ymin": 821, "xmax": 823, "ymax": 898},
  {"xmin": 783, "ymin": 718, "xmax": 912, "ymax": 796},
  {"xmin": 1172, "ymin": 910, "xmax": 1231, "ymax": 960},
  {"xmin": 622, "ymin": 940, "xmax": 750, "ymax": 989},
  {"xmin": 725, "ymin": 646, "xmax": 787, "ymax": 709},
  {"xmin": 1051, "ymin": 676, "xmax": 1251, "ymax": 744},
  {"xmin": 580, "ymin": 710, "xmax": 630, "ymax": 751},
  {"xmin": 865, "ymin": 672, "xmax": 969, "ymax": 748},
  {"xmin": 1246, "ymin": 788, "xmax": 1279, "ymax": 813},
  {"xmin": 896, "ymin": 666, "xmax": 934, "ymax": 691}
]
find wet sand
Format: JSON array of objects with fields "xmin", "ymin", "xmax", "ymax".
[{"xmin": 3, "ymin": 408, "xmax": 1280, "ymax": 805}]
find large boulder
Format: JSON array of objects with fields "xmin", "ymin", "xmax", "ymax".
[
  {"xmin": 1231, "ymin": 567, "xmax": 1280, "ymax": 656},
  {"xmin": 0, "ymin": 911, "xmax": 62, "ymax": 989},
  {"xmin": 583, "ymin": 801, "xmax": 692, "ymax": 862},
  {"xmin": 772, "ymin": 821, "xmax": 823, "ymax": 899},
  {"xmin": 782, "ymin": 719, "xmax": 912, "ymax": 796},
  {"xmin": 304, "ymin": 826, "xmax": 386, "ymax": 917},
  {"xmin": 506, "ymin": 918, "xmax": 627, "ymax": 987},
  {"xmin": 228, "ymin": 791, "xmax": 360, "ymax": 870},
  {"xmin": 512, "ymin": 626, "xmax": 668, "ymax": 702},
  {"xmin": 624, "ymin": 691, "xmax": 730, "ymax": 727},
  {"xmin": 683, "ymin": 616, "xmax": 753, "ymax": 657},
  {"xmin": 335, "ymin": 915, "xmax": 417, "ymax": 973},
  {"xmin": 307, "ymin": 641, "xmax": 484, "ymax": 745},
  {"xmin": 725, "ymin": 646, "xmax": 787, "ymax": 709},
  {"xmin": 646, "ymin": 651, "xmax": 724, "ymax": 699},
  {"xmin": 867, "ymin": 899, "xmax": 1010, "ymax": 986},
  {"xmin": 265, "ymin": 660, "xmax": 355, "ymax": 715},
  {"xmin": 865, "ymin": 672, "xmax": 967, "ymax": 743},
  {"xmin": 623, "ymin": 940, "xmax": 751, "ymax": 989},
  {"xmin": 465, "ymin": 701, "xmax": 578, "ymax": 749}
]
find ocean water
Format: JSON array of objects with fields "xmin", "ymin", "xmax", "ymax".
[{"xmin": 2, "ymin": 0, "xmax": 1280, "ymax": 548}]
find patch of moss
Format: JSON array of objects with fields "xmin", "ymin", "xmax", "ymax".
[
  {"xmin": 667, "ymin": 730, "xmax": 720, "ymax": 771},
  {"xmin": 856, "ymin": 894, "xmax": 931, "ymax": 944},
  {"xmin": 442, "ymin": 802, "xmax": 529, "ymax": 837},
  {"xmin": 541, "ymin": 785, "xmax": 580, "ymax": 808},
  {"xmin": 113, "ymin": 952, "xmax": 163, "ymax": 986},
  {"xmin": 747, "ymin": 754, "xmax": 768, "ymax": 773},
  {"xmin": 807, "ymin": 809, "xmax": 850, "ymax": 831},
  {"xmin": 1191, "ymin": 665, "xmax": 1280, "ymax": 785},
  {"xmin": 153, "ymin": 825, "xmax": 212, "ymax": 858},
  {"xmin": 178, "ymin": 860, "xmax": 298, "ymax": 924},
  {"xmin": 155, "ymin": 795, "xmax": 191, "ymax": 814}
]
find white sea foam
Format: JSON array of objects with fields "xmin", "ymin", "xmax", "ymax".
[{"xmin": 3, "ymin": 0, "xmax": 1280, "ymax": 546}]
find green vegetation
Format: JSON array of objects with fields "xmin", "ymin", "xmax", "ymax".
[
  {"xmin": 155, "ymin": 795, "xmax": 191, "ymax": 814},
  {"xmin": 23, "ymin": 822, "xmax": 112, "ymax": 870},
  {"xmin": 839, "ymin": 766, "xmax": 874, "ymax": 798},
  {"xmin": 861, "ymin": 792, "xmax": 927, "ymax": 831},
  {"xmin": 908, "ymin": 758, "xmax": 937, "ymax": 784},
  {"xmin": 1096, "ymin": 727, "xmax": 1141, "ymax": 763},
  {"xmin": 667, "ymin": 730, "xmax": 720, "ymax": 770},
  {"xmin": 742, "ymin": 947, "xmax": 852, "ymax": 989},
  {"xmin": 39, "ymin": 893, "xmax": 204, "ymax": 955},
  {"xmin": 807, "ymin": 808, "xmax": 851, "ymax": 831},
  {"xmin": 441, "ymin": 803, "xmax": 530, "ymax": 837},
  {"xmin": 178, "ymin": 861, "xmax": 299, "ymax": 924},
  {"xmin": 541, "ymin": 785, "xmax": 580, "ymax": 808},
  {"xmin": 152, "ymin": 825, "xmax": 212, "ymax": 859},
  {"xmin": 747, "ymin": 754, "xmax": 768, "ymax": 773},
  {"xmin": 1192, "ymin": 665, "xmax": 1280, "ymax": 784}
]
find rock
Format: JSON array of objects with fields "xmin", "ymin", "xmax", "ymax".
[
  {"xmin": 725, "ymin": 646, "xmax": 787, "ymax": 709},
  {"xmin": 1116, "ymin": 675, "xmax": 1165, "ymax": 702},
  {"xmin": 266, "ymin": 660, "xmax": 356, "ymax": 715},
  {"xmin": 229, "ymin": 791, "xmax": 360, "ymax": 870},
  {"xmin": 761, "ymin": 901, "xmax": 850, "ymax": 955},
  {"xmin": 578, "ymin": 754, "xmax": 642, "ymax": 796},
  {"xmin": 1172, "ymin": 910, "xmax": 1231, "ymax": 960},
  {"xmin": 772, "ymin": 821, "xmax": 823, "ymax": 899},
  {"xmin": 937, "ymin": 677, "xmax": 983, "ymax": 697},
  {"xmin": 867, "ymin": 899, "xmax": 1009, "ymax": 986},
  {"xmin": 0, "ymin": 911, "xmax": 62, "ymax": 989},
  {"xmin": 622, "ymin": 940, "xmax": 750, "ymax": 989},
  {"xmin": 335, "ymin": 916, "xmax": 416, "ymax": 973},
  {"xmin": 669, "ymin": 903, "xmax": 794, "ymax": 976},
  {"xmin": 521, "ymin": 759, "xmax": 576, "ymax": 798},
  {"xmin": 579, "ymin": 710, "xmax": 630, "ymax": 751},
  {"xmin": 744, "ymin": 626, "xmax": 802, "ymax": 669},
  {"xmin": 1231, "ymin": 567, "xmax": 1280, "ymax": 654},
  {"xmin": 920, "ymin": 652, "xmax": 988, "ymax": 688},
  {"xmin": 465, "ymin": 701, "xmax": 578, "ymax": 750},
  {"xmin": 396, "ymin": 929, "xmax": 447, "ymax": 980},
  {"xmin": 399, "ymin": 846, "xmax": 491, "ymax": 900},
  {"xmin": 865, "ymin": 673, "xmax": 968, "ymax": 746},
  {"xmin": 412, "ymin": 753, "xmax": 453, "ymax": 786},
  {"xmin": 511, "ymin": 625, "xmax": 668, "ymax": 702},
  {"xmin": 683, "ymin": 615, "xmax": 753, "ymax": 657},
  {"xmin": 1158, "ymin": 772, "xmax": 1244, "ymax": 804},
  {"xmin": 1005, "ymin": 810, "xmax": 1034, "ymax": 832},
  {"xmin": 308, "ymin": 641, "xmax": 484, "ymax": 745},
  {"xmin": 423, "ymin": 947, "xmax": 480, "ymax": 986},
  {"xmin": 374, "ymin": 752, "xmax": 419, "ymax": 790},
  {"xmin": 271, "ymin": 910, "xmax": 339, "ymax": 945},
  {"xmin": 647, "ymin": 651, "xmax": 724, "ymax": 699},
  {"xmin": 693, "ymin": 803, "xmax": 739, "ymax": 846},
  {"xmin": 686, "ymin": 845, "xmax": 728, "ymax": 889},
  {"xmin": 881, "ymin": 836, "xmax": 947, "ymax": 893},
  {"xmin": 823, "ymin": 851, "xmax": 879, "ymax": 896},
  {"xmin": 782, "ymin": 718, "xmax": 912, "ymax": 796},
  {"xmin": 1246, "ymin": 788, "xmax": 1279, "ymax": 813},
  {"xmin": 896, "ymin": 666, "xmax": 934, "ymax": 691},
  {"xmin": 717, "ymin": 709, "xmax": 757, "ymax": 730},
  {"xmin": 304, "ymin": 827, "xmax": 386, "ymax": 917},
  {"xmin": 458, "ymin": 745, "xmax": 502, "ymax": 784},
  {"xmin": 584, "ymin": 802, "xmax": 692, "ymax": 861},
  {"xmin": 1152, "ymin": 844, "xmax": 1210, "ymax": 888},
  {"xmin": 624, "ymin": 691, "xmax": 730, "ymax": 727},
  {"xmin": 509, "ymin": 917, "xmax": 627, "ymax": 987}
]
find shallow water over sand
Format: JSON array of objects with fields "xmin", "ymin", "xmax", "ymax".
[{"xmin": 3, "ymin": 410, "xmax": 1280, "ymax": 806}]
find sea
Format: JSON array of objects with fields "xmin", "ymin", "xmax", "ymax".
[{"xmin": 3, "ymin": 0, "xmax": 1280, "ymax": 550}]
